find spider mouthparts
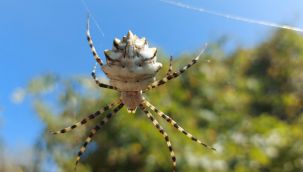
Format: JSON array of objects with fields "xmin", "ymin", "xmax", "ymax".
[{"xmin": 127, "ymin": 108, "xmax": 137, "ymax": 114}]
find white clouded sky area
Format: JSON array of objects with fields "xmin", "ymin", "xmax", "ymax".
[
  {"xmin": 0, "ymin": 0, "xmax": 303, "ymax": 158},
  {"xmin": 10, "ymin": 87, "xmax": 26, "ymax": 104}
]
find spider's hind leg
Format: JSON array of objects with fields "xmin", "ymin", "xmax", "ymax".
[
  {"xmin": 91, "ymin": 63, "xmax": 118, "ymax": 90},
  {"xmin": 145, "ymin": 44, "xmax": 207, "ymax": 91},
  {"xmin": 139, "ymin": 103, "xmax": 177, "ymax": 172},
  {"xmin": 51, "ymin": 99, "xmax": 120, "ymax": 135},
  {"xmin": 166, "ymin": 56, "xmax": 173, "ymax": 76},
  {"xmin": 143, "ymin": 100, "xmax": 215, "ymax": 151},
  {"xmin": 86, "ymin": 16, "xmax": 103, "ymax": 67},
  {"xmin": 75, "ymin": 102, "xmax": 124, "ymax": 170}
]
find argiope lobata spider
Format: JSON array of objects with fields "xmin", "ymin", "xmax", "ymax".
[{"xmin": 51, "ymin": 18, "xmax": 215, "ymax": 172}]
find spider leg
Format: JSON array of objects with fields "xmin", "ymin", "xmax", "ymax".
[
  {"xmin": 143, "ymin": 100, "xmax": 215, "ymax": 151},
  {"xmin": 139, "ymin": 103, "xmax": 176, "ymax": 172},
  {"xmin": 166, "ymin": 56, "xmax": 173, "ymax": 76},
  {"xmin": 86, "ymin": 16, "xmax": 103, "ymax": 67},
  {"xmin": 91, "ymin": 63, "xmax": 118, "ymax": 90},
  {"xmin": 75, "ymin": 102, "xmax": 124, "ymax": 170},
  {"xmin": 51, "ymin": 100, "xmax": 120, "ymax": 135},
  {"xmin": 145, "ymin": 44, "xmax": 207, "ymax": 91}
]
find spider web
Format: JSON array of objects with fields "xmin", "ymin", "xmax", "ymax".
[
  {"xmin": 79, "ymin": 0, "xmax": 105, "ymax": 37},
  {"xmin": 160, "ymin": 0, "xmax": 303, "ymax": 33}
]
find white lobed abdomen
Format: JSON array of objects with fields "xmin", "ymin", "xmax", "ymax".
[{"xmin": 102, "ymin": 31, "xmax": 162, "ymax": 91}]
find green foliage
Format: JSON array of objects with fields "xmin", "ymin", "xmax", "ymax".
[{"xmin": 28, "ymin": 30, "xmax": 303, "ymax": 172}]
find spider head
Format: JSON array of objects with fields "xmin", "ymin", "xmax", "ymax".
[{"xmin": 102, "ymin": 31, "xmax": 162, "ymax": 91}]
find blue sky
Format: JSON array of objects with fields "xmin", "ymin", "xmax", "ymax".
[{"xmin": 0, "ymin": 0, "xmax": 303, "ymax": 153}]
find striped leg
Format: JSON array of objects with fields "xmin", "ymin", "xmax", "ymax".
[
  {"xmin": 75, "ymin": 103, "xmax": 124, "ymax": 169},
  {"xmin": 145, "ymin": 44, "xmax": 207, "ymax": 91},
  {"xmin": 91, "ymin": 63, "xmax": 118, "ymax": 90},
  {"xmin": 139, "ymin": 104, "xmax": 176, "ymax": 172},
  {"xmin": 51, "ymin": 100, "xmax": 120, "ymax": 135},
  {"xmin": 143, "ymin": 100, "xmax": 215, "ymax": 151},
  {"xmin": 87, "ymin": 17, "xmax": 103, "ymax": 66},
  {"xmin": 166, "ymin": 56, "xmax": 173, "ymax": 76}
]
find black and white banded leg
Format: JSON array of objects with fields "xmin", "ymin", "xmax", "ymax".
[
  {"xmin": 91, "ymin": 63, "xmax": 118, "ymax": 90},
  {"xmin": 139, "ymin": 104, "xmax": 176, "ymax": 172},
  {"xmin": 75, "ymin": 102, "xmax": 124, "ymax": 170},
  {"xmin": 87, "ymin": 17, "xmax": 103, "ymax": 67},
  {"xmin": 143, "ymin": 100, "xmax": 215, "ymax": 151},
  {"xmin": 145, "ymin": 44, "xmax": 207, "ymax": 91},
  {"xmin": 166, "ymin": 56, "xmax": 173, "ymax": 76},
  {"xmin": 51, "ymin": 100, "xmax": 120, "ymax": 135}
]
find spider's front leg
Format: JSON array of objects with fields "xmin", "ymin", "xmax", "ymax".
[
  {"xmin": 139, "ymin": 103, "xmax": 177, "ymax": 172},
  {"xmin": 75, "ymin": 102, "xmax": 124, "ymax": 169},
  {"xmin": 143, "ymin": 100, "xmax": 215, "ymax": 151},
  {"xmin": 145, "ymin": 44, "xmax": 207, "ymax": 91},
  {"xmin": 50, "ymin": 99, "xmax": 120, "ymax": 134}
]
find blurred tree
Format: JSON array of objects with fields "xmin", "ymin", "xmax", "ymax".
[
  {"xmin": 0, "ymin": 134, "xmax": 35, "ymax": 172},
  {"xmin": 27, "ymin": 29, "xmax": 303, "ymax": 172}
]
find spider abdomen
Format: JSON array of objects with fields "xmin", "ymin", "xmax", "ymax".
[{"xmin": 102, "ymin": 31, "xmax": 162, "ymax": 91}]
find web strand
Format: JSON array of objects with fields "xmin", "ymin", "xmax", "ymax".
[
  {"xmin": 160, "ymin": 0, "xmax": 303, "ymax": 33},
  {"xmin": 80, "ymin": 0, "xmax": 105, "ymax": 37}
]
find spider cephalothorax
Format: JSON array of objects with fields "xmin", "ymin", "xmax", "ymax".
[{"xmin": 51, "ymin": 19, "xmax": 215, "ymax": 172}]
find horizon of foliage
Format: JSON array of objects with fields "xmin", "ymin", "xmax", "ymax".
[{"xmin": 1, "ymin": 29, "xmax": 303, "ymax": 172}]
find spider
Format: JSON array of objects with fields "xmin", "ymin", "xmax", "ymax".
[{"xmin": 51, "ymin": 18, "xmax": 215, "ymax": 172}]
